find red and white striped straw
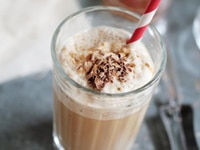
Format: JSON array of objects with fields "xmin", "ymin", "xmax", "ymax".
[{"xmin": 127, "ymin": 0, "xmax": 161, "ymax": 44}]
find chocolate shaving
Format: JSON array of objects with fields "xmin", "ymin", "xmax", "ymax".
[{"xmin": 86, "ymin": 54, "xmax": 132, "ymax": 91}]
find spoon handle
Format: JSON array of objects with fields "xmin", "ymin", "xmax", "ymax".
[{"xmin": 180, "ymin": 105, "xmax": 199, "ymax": 150}]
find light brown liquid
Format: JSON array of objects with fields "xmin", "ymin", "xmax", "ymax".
[{"xmin": 53, "ymin": 87, "xmax": 149, "ymax": 150}]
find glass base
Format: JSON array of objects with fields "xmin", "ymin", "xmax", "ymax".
[
  {"xmin": 53, "ymin": 136, "xmax": 136, "ymax": 150},
  {"xmin": 53, "ymin": 133, "xmax": 65, "ymax": 150},
  {"xmin": 53, "ymin": 132, "xmax": 135, "ymax": 150}
]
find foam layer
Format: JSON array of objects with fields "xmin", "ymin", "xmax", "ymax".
[{"xmin": 59, "ymin": 26, "xmax": 155, "ymax": 93}]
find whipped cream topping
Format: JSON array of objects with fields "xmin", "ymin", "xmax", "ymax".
[{"xmin": 59, "ymin": 26, "xmax": 155, "ymax": 93}]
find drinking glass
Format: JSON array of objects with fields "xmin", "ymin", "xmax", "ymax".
[
  {"xmin": 51, "ymin": 6, "xmax": 166, "ymax": 150},
  {"xmin": 193, "ymin": 6, "xmax": 200, "ymax": 50}
]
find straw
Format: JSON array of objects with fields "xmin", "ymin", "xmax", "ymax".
[{"xmin": 127, "ymin": 0, "xmax": 161, "ymax": 44}]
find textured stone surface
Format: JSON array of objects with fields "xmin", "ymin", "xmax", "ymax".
[{"xmin": 0, "ymin": 0, "xmax": 200, "ymax": 149}]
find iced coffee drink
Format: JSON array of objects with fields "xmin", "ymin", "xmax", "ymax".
[{"xmin": 51, "ymin": 6, "xmax": 166, "ymax": 150}]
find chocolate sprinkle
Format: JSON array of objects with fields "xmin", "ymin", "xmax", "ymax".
[{"xmin": 86, "ymin": 53, "xmax": 132, "ymax": 91}]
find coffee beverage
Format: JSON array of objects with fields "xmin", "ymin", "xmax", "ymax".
[
  {"xmin": 53, "ymin": 26, "xmax": 155, "ymax": 150},
  {"xmin": 51, "ymin": 6, "xmax": 166, "ymax": 150},
  {"xmin": 53, "ymin": 91, "xmax": 149, "ymax": 150}
]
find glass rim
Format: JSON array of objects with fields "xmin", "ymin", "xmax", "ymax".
[{"xmin": 51, "ymin": 6, "xmax": 167, "ymax": 98}]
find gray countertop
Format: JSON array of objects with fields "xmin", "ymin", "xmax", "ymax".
[{"xmin": 0, "ymin": 0, "xmax": 200, "ymax": 150}]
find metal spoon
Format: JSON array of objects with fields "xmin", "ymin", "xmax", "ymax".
[
  {"xmin": 158, "ymin": 45, "xmax": 199, "ymax": 150},
  {"xmin": 180, "ymin": 105, "xmax": 199, "ymax": 150}
]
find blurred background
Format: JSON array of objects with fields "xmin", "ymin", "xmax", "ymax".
[{"xmin": 0, "ymin": 0, "xmax": 200, "ymax": 150}]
